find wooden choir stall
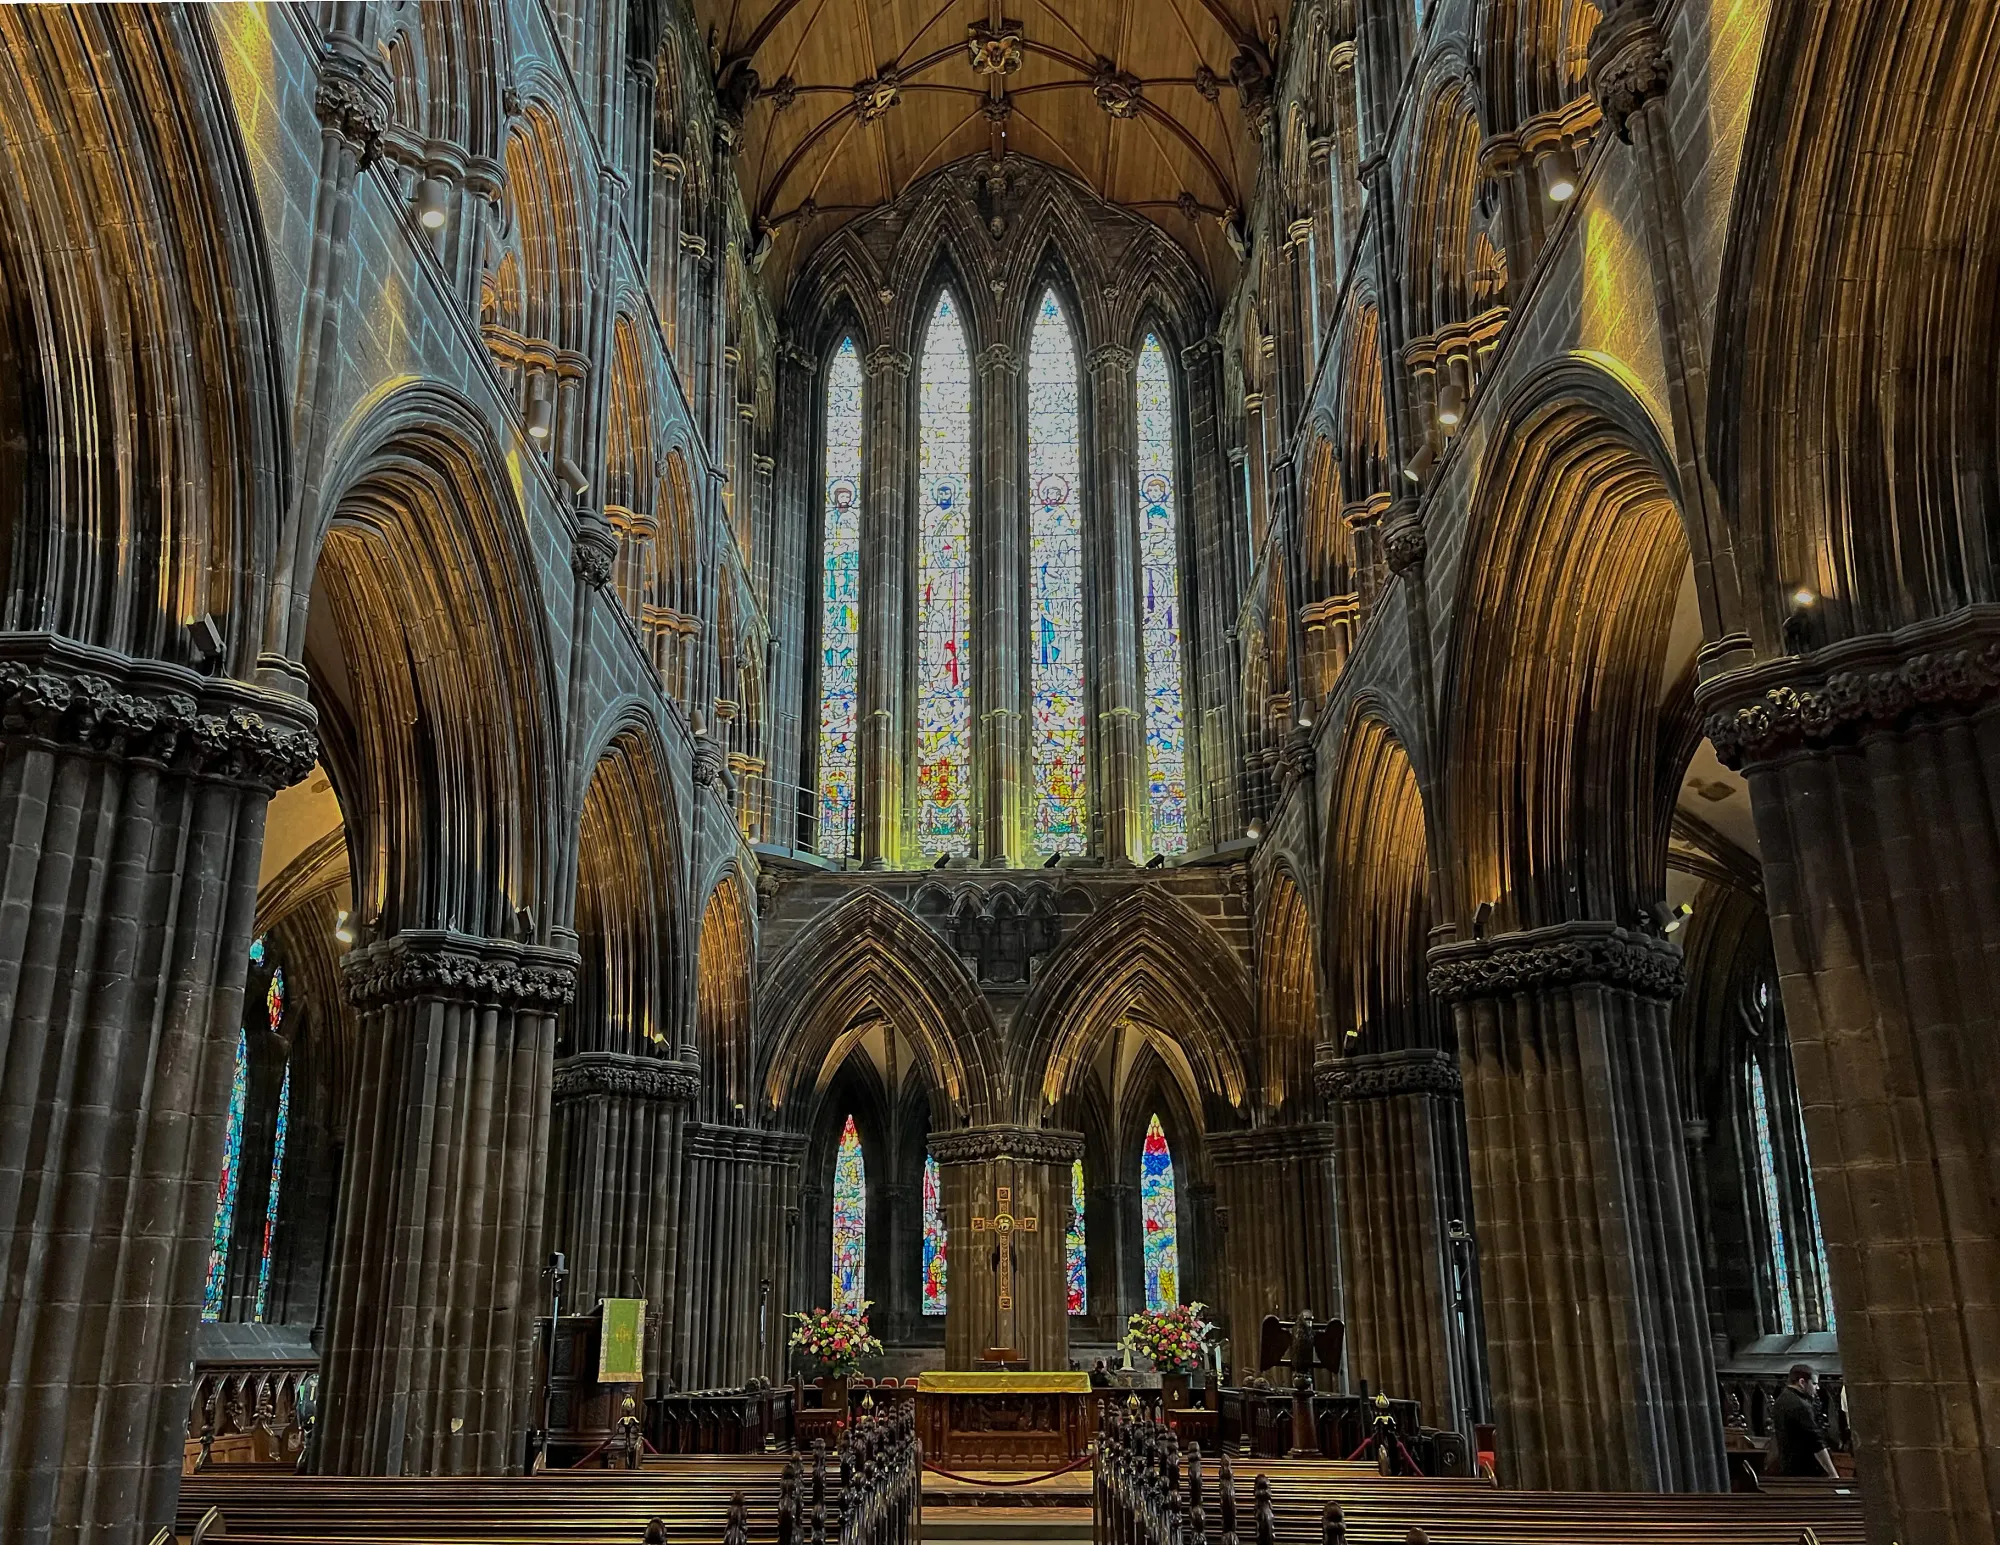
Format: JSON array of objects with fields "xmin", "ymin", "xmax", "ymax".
[{"xmin": 915, "ymin": 1371, "xmax": 1094, "ymax": 1471}]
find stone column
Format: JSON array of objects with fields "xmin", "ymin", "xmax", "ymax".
[
  {"xmin": 1319, "ymin": 1052, "xmax": 1468, "ymax": 1428},
  {"xmin": 1087, "ymin": 344, "xmax": 1145, "ymax": 861},
  {"xmin": 545, "ymin": 1053, "xmax": 698, "ymax": 1398},
  {"xmin": 932, "ymin": 1127, "xmax": 1084, "ymax": 1370},
  {"xmin": 0, "ymin": 643, "xmax": 316, "ymax": 1545},
  {"xmin": 673, "ymin": 1124, "xmax": 804, "ymax": 1389},
  {"xmin": 651, "ymin": 155, "xmax": 683, "ymax": 354},
  {"xmin": 977, "ymin": 343, "xmax": 1026, "ymax": 865},
  {"xmin": 1097, "ymin": 1181, "xmax": 1144, "ymax": 1333},
  {"xmin": 317, "ymin": 932, "xmax": 578, "ymax": 1476},
  {"xmin": 1209, "ymin": 1127, "xmax": 1345, "ymax": 1384},
  {"xmin": 1180, "ymin": 338, "xmax": 1243, "ymax": 846},
  {"xmin": 859, "ymin": 346, "xmax": 912, "ymax": 869},
  {"xmin": 767, "ymin": 342, "xmax": 818, "ymax": 851},
  {"xmin": 1307, "ymin": 139, "xmax": 1340, "ymax": 334},
  {"xmin": 1430, "ymin": 923, "xmax": 1724, "ymax": 1492},
  {"xmin": 1699, "ymin": 611, "xmax": 2000, "ymax": 1545}
]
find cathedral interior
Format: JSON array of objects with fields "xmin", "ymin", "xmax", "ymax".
[{"xmin": 0, "ymin": 1, "xmax": 1996, "ymax": 1543}]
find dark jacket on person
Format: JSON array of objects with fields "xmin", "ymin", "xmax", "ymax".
[{"xmin": 1772, "ymin": 1385, "xmax": 1831, "ymax": 1476}]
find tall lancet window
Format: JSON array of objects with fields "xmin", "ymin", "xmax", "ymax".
[
  {"xmin": 1748, "ymin": 1060, "xmax": 1796, "ymax": 1335},
  {"xmin": 917, "ymin": 294, "xmax": 974, "ymax": 857},
  {"xmin": 1066, "ymin": 1157, "xmax": 1088, "ymax": 1314},
  {"xmin": 203, "ymin": 1028, "xmax": 250, "ymax": 1322},
  {"xmin": 1135, "ymin": 337, "xmax": 1189, "ymax": 854},
  {"xmin": 831, "ymin": 1114, "xmax": 867, "ymax": 1310},
  {"xmin": 254, "ymin": 968, "xmax": 289, "ymax": 1320},
  {"xmin": 818, "ymin": 338, "xmax": 865, "ymax": 858},
  {"xmin": 1027, "ymin": 289, "xmax": 1087, "ymax": 852},
  {"xmin": 1140, "ymin": 1114, "xmax": 1180, "ymax": 1310},
  {"xmin": 922, "ymin": 1154, "xmax": 947, "ymax": 1314}
]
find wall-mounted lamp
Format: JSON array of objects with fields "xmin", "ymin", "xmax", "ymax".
[
  {"xmin": 1436, "ymin": 377, "xmax": 1466, "ymax": 431},
  {"xmin": 1246, "ymin": 821, "xmax": 1263, "ymax": 841},
  {"xmin": 1404, "ymin": 441, "xmax": 1435, "ymax": 484},
  {"xmin": 414, "ymin": 175, "xmax": 450, "ymax": 231},
  {"xmin": 1542, "ymin": 146, "xmax": 1579, "ymax": 204},
  {"xmin": 525, "ymin": 379, "xmax": 554, "ymax": 441},
  {"xmin": 334, "ymin": 910, "xmax": 355, "ymax": 945},
  {"xmin": 1790, "ymin": 585, "xmax": 1819, "ymax": 611}
]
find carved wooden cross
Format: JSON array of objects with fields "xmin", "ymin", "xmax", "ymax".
[{"xmin": 971, "ymin": 1184, "xmax": 1039, "ymax": 1345}]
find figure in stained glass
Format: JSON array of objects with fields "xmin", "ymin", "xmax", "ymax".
[
  {"xmin": 1141, "ymin": 1114, "xmax": 1179, "ymax": 1311},
  {"xmin": 831, "ymin": 1114, "xmax": 867, "ymax": 1311},
  {"xmin": 917, "ymin": 294, "xmax": 974, "ymax": 856},
  {"xmin": 922, "ymin": 1154, "xmax": 947, "ymax": 1314},
  {"xmin": 1027, "ymin": 290, "xmax": 1087, "ymax": 852},
  {"xmin": 1066, "ymin": 1156, "xmax": 1087, "ymax": 1314},
  {"xmin": 1136, "ymin": 337, "xmax": 1188, "ymax": 855},
  {"xmin": 819, "ymin": 338, "xmax": 865, "ymax": 858},
  {"xmin": 203, "ymin": 1030, "xmax": 249, "ymax": 1322}
]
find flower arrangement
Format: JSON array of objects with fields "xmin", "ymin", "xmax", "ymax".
[
  {"xmin": 1122, "ymin": 1301, "xmax": 1213, "ymax": 1374},
  {"xmin": 787, "ymin": 1304, "xmax": 883, "ymax": 1377}
]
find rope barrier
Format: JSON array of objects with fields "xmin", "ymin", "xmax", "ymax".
[{"xmin": 921, "ymin": 1453, "xmax": 1095, "ymax": 1486}]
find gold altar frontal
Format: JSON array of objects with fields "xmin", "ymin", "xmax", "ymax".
[{"xmin": 916, "ymin": 1372, "xmax": 1094, "ymax": 1471}]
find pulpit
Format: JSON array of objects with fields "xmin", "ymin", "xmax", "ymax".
[{"xmin": 916, "ymin": 1371, "xmax": 1093, "ymax": 1470}]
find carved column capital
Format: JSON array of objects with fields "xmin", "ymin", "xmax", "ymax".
[
  {"xmin": 866, "ymin": 345, "xmax": 912, "ymax": 378},
  {"xmin": 1086, "ymin": 343, "xmax": 1134, "ymax": 376},
  {"xmin": 0, "ymin": 638, "xmax": 319, "ymax": 793},
  {"xmin": 1381, "ymin": 515, "xmax": 1428, "ymax": 575},
  {"xmin": 1427, "ymin": 920, "xmax": 1684, "ymax": 1003},
  {"xmin": 1696, "ymin": 604, "xmax": 2000, "ymax": 771},
  {"xmin": 1589, "ymin": 1, "xmax": 1673, "ymax": 142},
  {"xmin": 929, "ymin": 1125, "xmax": 1085, "ymax": 1166},
  {"xmin": 1316, "ymin": 1049, "xmax": 1463, "ymax": 1102},
  {"xmin": 978, "ymin": 343, "xmax": 1020, "ymax": 377},
  {"xmin": 571, "ymin": 516, "xmax": 620, "ymax": 589},
  {"xmin": 314, "ymin": 52, "xmax": 390, "ymax": 163},
  {"xmin": 342, "ymin": 931, "xmax": 581, "ymax": 1012},
  {"xmin": 551, "ymin": 1051, "xmax": 699, "ymax": 1103}
]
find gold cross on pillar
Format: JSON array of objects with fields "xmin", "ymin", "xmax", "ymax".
[{"xmin": 971, "ymin": 1184, "xmax": 1039, "ymax": 1354}]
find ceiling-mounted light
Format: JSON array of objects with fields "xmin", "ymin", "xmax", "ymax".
[
  {"xmin": 414, "ymin": 175, "xmax": 450, "ymax": 231},
  {"xmin": 334, "ymin": 909, "xmax": 355, "ymax": 945},
  {"xmin": 525, "ymin": 379, "xmax": 554, "ymax": 441},
  {"xmin": 1542, "ymin": 145, "xmax": 1579, "ymax": 204}
]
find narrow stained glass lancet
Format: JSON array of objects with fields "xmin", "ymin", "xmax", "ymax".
[
  {"xmin": 831, "ymin": 1114, "xmax": 867, "ymax": 1311},
  {"xmin": 818, "ymin": 337, "xmax": 864, "ymax": 858},
  {"xmin": 1749, "ymin": 1059, "xmax": 1797, "ymax": 1337},
  {"xmin": 1136, "ymin": 336, "xmax": 1188, "ymax": 854},
  {"xmin": 1066, "ymin": 1156, "xmax": 1087, "ymax": 1314},
  {"xmin": 1027, "ymin": 289, "xmax": 1087, "ymax": 852},
  {"xmin": 1141, "ymin": 1114, "xmax": 1179, "ymax": 1311},
  {"xmin": 922, "ymin": 1154, "xmax": 947, "ymax": 1314},
  {"xmin": 203, "ymin": 1030, "xmax": 249, "ymax": 1322},
  {"xmin": 256, "ymin": 1063, "xmax": 290, "ymax": 1320},
  {"xmin": 917, "ymin": 294, "xmax": 974, "ymax": 857}
]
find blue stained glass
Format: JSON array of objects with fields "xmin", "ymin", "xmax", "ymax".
[
  {"xmin": 1749, "ymin": 1060, "xmax": 1797, "ymax": 1336},
  {"xmin": 1141, "ymin": 1114, "xmax": 1179, "ymax": 1311},
  {"xmin": 917, "ymin": 294, "xmax": 974, "ymax": 858},
  {"xmin": 203, "ymin": 1031, "xmax": 249, "ymax": 1322},
  {"xmin": 831, "ymin": 1115, "xmax": 866, "ymax": 1311},
  {"xmin": 819, "ymin": 338, "xmax": 865, "ymax": 858},
  {"xmin": 1803, "ymin": 1125, "xmax": 1836, "ymax": 1333},
  {"xmin": 1028, "ymin": 290, "xmax": 1087, "ymax": 853},
  {"xmin": 255, "ymin": 1063, "xmax": 290, "ymax": 1321},
  {"xmin": 922, "ymin": 1154, "xmax": 947, "ymax": 1315},
  {"xmin": 266, "ymin": 966, "xmax": 284, "ymax": 1031},
  {"xmin": 1066, "ymin": 1156, "xmax": 1087, "ymax": 1314},
  {"xmin": 248, "ymin": 935, "xmax": 266, "ymax": 966},
  {"xmin": 1136, "ymin": 337, "xmax": 1188, "ymax": 855}
]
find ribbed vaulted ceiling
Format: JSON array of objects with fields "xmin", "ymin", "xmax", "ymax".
[{"xmin": 694, "ymin": 0, "xmax": 1292, "ymax": 299}]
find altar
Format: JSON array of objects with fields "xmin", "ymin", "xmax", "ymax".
[{"xmin": 915, "ymin": 1371, "xmax": 1094, "ymax": 1471}]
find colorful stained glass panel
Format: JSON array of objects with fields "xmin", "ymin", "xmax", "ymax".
[
  {"xmin": 256, "ymin": 1063, "xmax": 290, "ymax": 1321},
  {"xmin": 1141, "ymin": 1114, "xmax": 1179, "ymax": 1311},
  {"xmin": 917, "ymin": 294, "xmax": 974, "ymax": 858},
  {"xmin": 203, "ymin": 1031, "xmax": 249, "ymax": 1322},
  {"xmin": 1028, "ymin": 290, "xmax": 1087, "ymax": 852},
  {"xmin": 922, "ymin": 1154, "xmax": 947, "ymax": 1315},
  {"xmin": 1136, "ymin": 337, "xmax": 1188, "ymax": 855},
  {"xmin": 831, "ymin": 1114, "xmax": 867, "ymax": 1311},
  {"xmin": 1066, "ymin": 1156, "xmax": 1087, "ymax": 1314},
  {"xmin": 1749, "ymin": 1060, "xmax": 1796, "ymax": 1336},
  {"xmin": 819, "ymin": 338, "xmax": 865, "ymax": 858}
]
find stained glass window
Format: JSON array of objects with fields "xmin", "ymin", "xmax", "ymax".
[
  {"xmin": 203, "ymin": 1030, "xmax": 249, "ymax": 1322},
  {"xmin": 266, "ymin": 966, "xmax": 285, "ymax": 1031},
  {"xmin": 1803, "ymin": 1124, "xmax": 1836, "ymax": 1333},
  {"xmin": 256, "ymin": 1063, "xmax": 290, "ymax": 1320},
  {"xmin": 922, "ymin": 1154, "xmax": 947, "ymax": 1315},
  {"xmin": 917, "ymin": 293, "xmax": 974, "ymax": 858},
  {"xmin": 1136, "ymin": 337, "xmax": 1188, "ymax": 855},
  {"xmin": 248, "ymin": 934, "xmax": 266, "ymax": 967},
  {"xmin": 1027, "ymin": 289, "xmax": 1087, "ymax": 852},
  {"xmin": 831, "ymin": 1114, "xmax": 867, "ymax": 1311},
  {"xmin": 819, "ymin": 337, "xmax": 864, "ymax": 858},
  {"xmin": 1066, "ymin": 1156, "xmax": 1087, "ymax": 1314},
  {"xmin": 1749, "ymin": 1060, "xmax": 1797, "ymax": 1336},
  {"xmin": 1141, "ymin": 1114, "xmax": 1179, "ymax": 1311}
]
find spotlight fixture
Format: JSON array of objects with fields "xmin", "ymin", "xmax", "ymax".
[
  {"xmin": 1404, "ymin": 441, "xmax": 1435, "ymax": 484},
  {"xmin": 525, "ymin": 380, "xmax": 554, "ymax": 441},
  {"xmin": 1543, "ymin": 146, "xmax": 1580, "ymax": 204},
  {"xmin": 1246, "ymin": 821, "xmax": 1262, "ymax": 841},
  {"xmin": 334, "ymin": 909, "xmax": 355, "ymax": 945},
  {"xmin": 1790, "ymin": 585, "xmax": 1819, "ymax": 610},
  {"xmin": 1436, "ymin": 375, "xmax": 1466, "ymax": 430},
  {"xmin": 414, "ymin": 175, "xmax": 450, "ymax": 231},
  {"xmin": 1663, "ymin": 901, "xmax": 1694, "ymax": 936}
]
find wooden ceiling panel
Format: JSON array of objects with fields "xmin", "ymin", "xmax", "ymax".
[{"xmin": 695, "ymin": 0, "xmax": 1289, "ymax": 300}]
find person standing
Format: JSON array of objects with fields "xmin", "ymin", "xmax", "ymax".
[{"xmin": 1772, "ymin": 1363, "xmax": 1840, "ymax": 1478}]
